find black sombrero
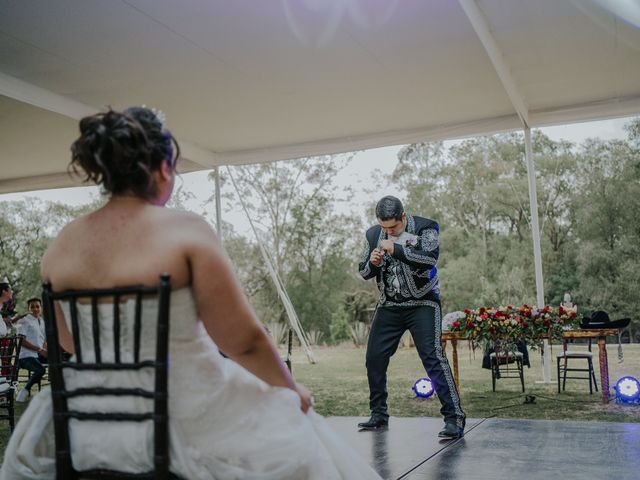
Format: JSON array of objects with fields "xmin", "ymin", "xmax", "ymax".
[{"xmin": 580, "ymin": 310, "xmax": 631, "ymax": 329}]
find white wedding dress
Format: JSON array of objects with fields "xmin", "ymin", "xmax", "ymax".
[{"xmin": 1, "ymin": 288, "xmax": 381, "ymax": 479}]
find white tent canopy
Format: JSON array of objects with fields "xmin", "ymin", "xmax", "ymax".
[{"xmin": 1, "ymin": 0, "xmax": 639, "ymax": 194}]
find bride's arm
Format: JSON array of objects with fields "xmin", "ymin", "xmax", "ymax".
[{"xmin": 185, "ymin": 216, "xmax": 311, "ymax": 411}]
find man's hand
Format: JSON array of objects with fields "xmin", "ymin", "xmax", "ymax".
[
  {"xmin": 38, "ymin": 348, "xmax": 48, "ymax": 358},
  {"xmin": 369, "ymin": 248, "xmax": 384, "ymax": 266},
  {"xmin": 379, "ymin": 239, "xmax": 394, "ymax": 255}
]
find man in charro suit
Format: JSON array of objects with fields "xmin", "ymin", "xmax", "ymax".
[{"xmin": 357, "ymin": 196, "xmax": 465, "ymax": 439}]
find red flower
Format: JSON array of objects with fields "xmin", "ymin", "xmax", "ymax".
[
  {"xmin": 452, "ymin": 320, "xmax": 460, "ymax": 328},
  {"xmin": 463, "ymin": 309, "xmax": 471, "ymax": 315}
]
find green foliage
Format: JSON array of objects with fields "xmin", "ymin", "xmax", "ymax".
[
  {"xmin": 329, "ymin": 306, "xmax": 351, "ymax": 344},
  {"xmin": 389, "ymin": 120, "xmax": 640, "ymax": 340},
  {"xmin": 3, "ymin": 117, "xmax": 640, "ymax": 345},
  {"xmin": 291, "ymin": 343, "xmax": 640, "ymax": 422},
  {"xmin": 0, "ymin": 198, "xmax": 100, "ymax": 311},
  {"xmin": 221, "ymin": 155, "xmax": 362, "ymax": 337},
  {"xmin": 215, "ymin": 120, "xmax": 640, "ymax": 342},
  {"xmin": 349, "ymin": 321, "xmax": 369, "ymax": 347}
]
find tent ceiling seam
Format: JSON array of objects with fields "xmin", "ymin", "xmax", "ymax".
[
  {"xmin": 0, "ymin": 72, "xmax": 219, "ymax": 168},
  {"xmin": 458, "ymin": 0, "xmax": 530, "ymax": 128}
]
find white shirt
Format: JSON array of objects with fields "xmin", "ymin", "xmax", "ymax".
[
  {"xmin": 17, "ymin": 314, "xmax": 45, "ymax": 359},
  {"xmin": 0, "ymin": 320, "xmax": 6, "ymax": 338}
]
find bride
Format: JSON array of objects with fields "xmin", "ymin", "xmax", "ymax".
[{"xmin": 0, "ymin": 106, "xmax": 382, "ymax": 479}]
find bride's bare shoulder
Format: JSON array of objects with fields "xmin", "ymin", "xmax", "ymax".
[{"xmin": 161, "ymin": 208, "xmax": 214, "ymax": 233}]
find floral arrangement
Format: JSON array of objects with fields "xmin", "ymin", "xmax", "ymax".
[{"xmin": 449, "ymin": 304, "xmax": 579, "ymax": 351}]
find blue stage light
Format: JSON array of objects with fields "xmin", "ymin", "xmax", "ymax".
[
  {"xmin": 412, "ymin": 377, "xmax": 434, "ymax": 399},
  {"xmin": 614, "ymin": 376, "xmax": 640, "ymax": 404}
]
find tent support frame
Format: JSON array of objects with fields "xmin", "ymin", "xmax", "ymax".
[{"xmin": 460, "ymin": 0, "xmax": 551, "ymax": 382}]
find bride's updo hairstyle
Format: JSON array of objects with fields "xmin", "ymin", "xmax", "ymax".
[{"xmin": 70, "ymin": 106, "xmax": 180, "ymax": 199}]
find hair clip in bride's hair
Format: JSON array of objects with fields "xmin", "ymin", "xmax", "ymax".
[{"xmin": 141, "ymin": 104, "xmax": 167, "ymax": 128}]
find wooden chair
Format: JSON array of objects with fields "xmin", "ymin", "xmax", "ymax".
[
  {"xmin": 489, "ymin": 342, "xmax": 525, "ymax": 392},
  {"xmin": 556, "ymin": 339, "xmax": 598, "ymax": 394},
  {"xmin": 42, "ymin": 275, "xmax": 180, "ymax": 480},
  {"xmin": 0, "ymin": 335, "xmax": 23, "ymax": 431}
]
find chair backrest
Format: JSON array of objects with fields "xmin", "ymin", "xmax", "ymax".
[
  {"xmin": 42, "ymin": 275, "xmax": 171, "ymax": 480},
  {"xmin": 0, "ymin": 335, "xmax": 22, "ymax": 384}
]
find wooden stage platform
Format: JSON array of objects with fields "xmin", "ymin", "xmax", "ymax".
[{"xmin": 326, "ymin": 416, "xmax": 640, "ymax": 480}]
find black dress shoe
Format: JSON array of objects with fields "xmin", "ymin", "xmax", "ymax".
[
  {"xmin": 357, "ymin": 415, "xmax": 389, "ymax": 430},
  {"xmin": 438, "ymin": 422, "xmax": 463, "ymax": 439}
]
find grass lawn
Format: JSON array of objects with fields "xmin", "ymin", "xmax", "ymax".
[
  {"xmin": 291, "ymin": 341, "xmax": 640, "ymax": 423},
  {"xmin": 1, "ymin": 342, "xmax": 638, "ymax": 463}
]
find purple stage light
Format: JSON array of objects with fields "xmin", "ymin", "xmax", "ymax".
[
  {"xmin": 614, "ymin": 376, "xmax": 640, "ymax": 404},
  {"xmin": 412, "ymin": 377, "xmax": 434, "ymax": 399}
]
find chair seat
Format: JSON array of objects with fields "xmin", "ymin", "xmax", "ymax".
[
  {"xmin": 490, "ymin": 350, "xmax": 525, "ymax": 392},
  {"xmin": 557, "ymin": 349, "xmax": 598, "ymax": 395},
  {"xmin": 489, "ymin": 351, "xmax": 523, "ymax": 358},
  {"xmin": 557, "ymin": 351, "xmax": 593, "ymax": 358}
]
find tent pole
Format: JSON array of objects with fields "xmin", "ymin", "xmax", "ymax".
[
  {"xmin": 214, "ymin": 166, "xmax": 223, "ymax": 244},
  {"xmin": 524, "ymin": 127, "xmax": 551, "ymax": 383},
  {"xmin": 225, "ymin": 167, "xmax": 316, "ymax": 364}
]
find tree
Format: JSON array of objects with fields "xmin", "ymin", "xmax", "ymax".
[
  {"xmin": 219, "ymin": 155, "xmax": 363, "ymax": 338},
  {"xmin": 572, "ymin": 132, "xmax": 640, "ymax": 327},
  {"xmin": 0, "ymin": 198, "xmax": 101, "ymax": 311}
]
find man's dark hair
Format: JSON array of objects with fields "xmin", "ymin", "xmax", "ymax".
[
  {"xmin": 375, "ymin": 196, "xmax": 404, "ymax": 221},
  {"xmin": 27, "ymin": 298, "xmax": 41, "ymax": 307},
  {"xmin": 0, "ymin": 283, "xmax": 9, "ymax": 295}
]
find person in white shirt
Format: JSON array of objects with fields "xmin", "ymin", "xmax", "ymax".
[
  {"xmin": 16, "ymin": 298, "xmax": 47, "ymax": 403},
  {"xmin": 0, "ymin": 312, "xmax": 8, "ymax": 338}
]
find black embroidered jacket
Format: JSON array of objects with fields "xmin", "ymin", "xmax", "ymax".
[{"xmin": 358, "ymin": 214, "xmax": 440, "ymax": 307}]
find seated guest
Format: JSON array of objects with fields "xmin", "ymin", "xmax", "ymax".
[
  {"xmin": 0, "ymin": 278, "xmax": 12, "ymax": 315},
  {"xmin": 0, "ymin": 312, "xmax": 8, "ymax": 338},
  {"xmin": 0, "ymin": 107, "xmax": 381, "ymax": 479},
  {"xmin": 0, "ymin": 280, "xmax": 15, "ymax": 338},
  {"xmin": 15, "ymin": 298, "xmax": 47, "ymax": 403}
]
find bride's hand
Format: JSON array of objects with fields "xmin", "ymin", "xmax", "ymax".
[{"xmin": 295, "ymin": 383, "xmax": 313, "ymax": 413}]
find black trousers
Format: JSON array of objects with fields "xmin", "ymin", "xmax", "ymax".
[
  {"xmin": 365, "ymin": 301, "xmax": 465, "ymax": 429},
  {"xmin": 18, "ymin": 357, "xmax": 46, "ymax": 392}
]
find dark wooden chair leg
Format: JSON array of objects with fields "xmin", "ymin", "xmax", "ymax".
[
  {"xmin": 518, "ymin": 359, "xmax": 524, "ymax": 392},
  {"xmin": 491, "ymin": 360, "xmax": 497, "ymax": 392}
]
